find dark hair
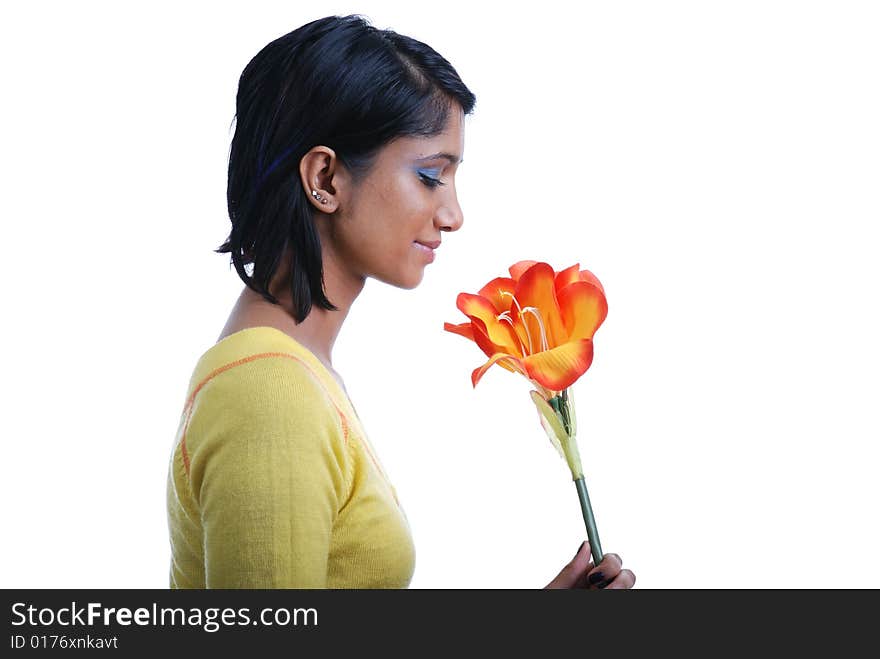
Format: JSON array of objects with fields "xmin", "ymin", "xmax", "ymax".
[{"xmin": 215, "ymin": 14, "xmax": 477, "ymax": 323}]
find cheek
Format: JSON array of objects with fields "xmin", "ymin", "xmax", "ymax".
[
  {"xmin": 395, "ymin": 184, "xmax": 434, "ymax": 229},
  {"xmin": 371, "ymin": 175, "xmax": 435, "ymax": 247}
]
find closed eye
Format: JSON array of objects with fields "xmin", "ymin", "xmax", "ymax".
[{"xmin": 418, "ymin": 172, "xmax": 445, "ymax": 188}]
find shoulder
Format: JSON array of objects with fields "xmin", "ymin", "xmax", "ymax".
[
  {"xmin": 198, "ymin": 352, "xmax": 345, "ymax": 427},
  {"xmin": 205, "ymin": 350, "xmax": 334, "ymax": 402},
  {"xmin": 185, "ymin": 352, "xmax": 352, "ymax": 459},
  {"xmin": 183, "ymin": 353, "xmax": 355, "ymax": 500},
  {"xmin": 184, "ymin": 327, "xmax": 345, "ymax": 416}
]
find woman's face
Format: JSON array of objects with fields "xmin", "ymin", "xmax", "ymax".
[{"xmin": 310, "ymin": 105, "xmax": 466, "ymax": 290}]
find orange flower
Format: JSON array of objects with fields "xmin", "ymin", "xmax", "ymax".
[{"xmin": 444, "ymin": 260, "xmax": 607, "ymax": 394}]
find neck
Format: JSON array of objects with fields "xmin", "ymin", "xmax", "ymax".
[{"xmin": 238, "ymin": 239, "xmax": 366, "ymax": 368}]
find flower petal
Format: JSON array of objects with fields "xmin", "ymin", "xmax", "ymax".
[
  {"xmin": 580, "ymin": 268, "xmax": 605, "ymax": 295},
  {"xmin": 471, "ymin": 352, "xmax": 528, "ymax": 388},
  {"xmin": 509, "ymin": 260, "xmax": 539, "ymax": 281},
  {"xmin": 522, "ymin": 338, "xmax": 594, "ymax": 391},
  {"xmin": 443, "ymin": 321, "xmax": 475, "ymax": 342},
  {"xmin": 477, "ymin": 276, "xmax": 518, "ymax": 312},
  {"xmin": 514, "ymin": 262, "xmax": 568, "ymax": 349},
  {"xmin": 467, "ymin": 314, "xmax": 507, "ymax": 360},
  {"xmin": 457, "ymin": 292, "xmax": 522, "ymax": 356},
  {"xmin": 557, "ymin": 281, "xmax": 608, "ymax": 341},
  {"xmin": 554, "ymin": 263, "xmax": 581, "ymax": 295}
]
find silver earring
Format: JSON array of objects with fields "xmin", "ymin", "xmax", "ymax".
[{"xmin": 311, "ymin": 189, "xmax": 328, "ymax": 204}]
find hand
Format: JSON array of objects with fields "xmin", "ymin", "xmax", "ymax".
[{"xmin": 544, "ymin": 541, "xmax": 636, "ymax": 589}]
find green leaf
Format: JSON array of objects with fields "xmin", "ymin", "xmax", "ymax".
[
  {"xmin": 530, "ymin": 390, "xmax": 584, "ymax": 479},
  {"xmin": 530, "ymin": 390, "xmax": 566, "ymax": 462}
]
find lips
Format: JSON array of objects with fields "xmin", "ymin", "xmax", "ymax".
[
  {"xmin": 413, "ymin": 241, "xmax": 437, "ymax": 263},
  {"xmin": 415, "ymin": 239, "xmax": 441, "ymax": 249}
]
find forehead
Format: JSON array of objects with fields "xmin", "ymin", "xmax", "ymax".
[{"xmin": 386, "ymin": 107, "xmax": 465, "ymax": 164}]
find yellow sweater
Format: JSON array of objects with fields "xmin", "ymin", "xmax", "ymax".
[{"xmin": 165, "ymin": 326, "xmax": 415, "ymax": 588}]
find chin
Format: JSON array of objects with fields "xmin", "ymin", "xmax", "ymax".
[
  {"xmin": 395, "ymin": 266, "xmax": 426, "ymax": 290},
  {"xmin": 372, "ymin": 267, "xmax": 423, "ymax": 290},
  {"xmin": 400, "ymin": 273, "xmax": 424, "ymax": 290}
]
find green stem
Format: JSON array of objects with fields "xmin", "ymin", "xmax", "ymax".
[
  {"xmin": 574, "ymin": 476, "xmax": 604, "ymax": 566},
  {"xmin": 559, "ymin": 389, "xmax": 571, "ymax": 435},
  {"xmin": 548, "ymin": 394, "xmax": 571, "ymax": 436}
]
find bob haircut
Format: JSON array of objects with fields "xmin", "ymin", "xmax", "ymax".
[{"xmin": 216, "ymin": 14, "xmax": 477, "ymax": 323}]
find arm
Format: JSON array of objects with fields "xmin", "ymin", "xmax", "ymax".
[{"xmin": 186, "ymin": 357, "xmax": 353, "ymax": 588}]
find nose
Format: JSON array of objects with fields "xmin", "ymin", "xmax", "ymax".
[{"xmin": 435, "ymin": 193, "xmax": 464, "ymax": 233}]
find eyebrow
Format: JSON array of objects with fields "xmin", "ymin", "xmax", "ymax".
[{"xmin": 415, "ymin": 152, "xmax": 463, "ymax": 165}]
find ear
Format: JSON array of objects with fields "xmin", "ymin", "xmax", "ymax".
[{"xmin": 299, "ymin": 146, "xmax": 348, "ymax": 212}]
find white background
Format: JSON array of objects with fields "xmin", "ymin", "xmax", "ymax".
[{"xmin": 2, "ymin": 1, "xmax": 878, "ymax": 588}]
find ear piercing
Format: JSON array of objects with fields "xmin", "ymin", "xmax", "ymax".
[{"xmin": 311, "ymin": 189, "xmax": 328, "ymax": 204}]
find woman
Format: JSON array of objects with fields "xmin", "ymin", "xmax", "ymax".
[{"xmin": 165, "ymin": 14, "xmax": 636, "ymax": 590}]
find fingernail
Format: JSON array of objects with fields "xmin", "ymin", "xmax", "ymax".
[
  {"xmin": 588, "ymin": 571, "xmax": 605, "ymax": 586},
  {"xmin": 574, "ymin": 541, "xmax": 586, "ymax": 558},
  {"xmin": 597, "ymin": 579, "xmax": 611, "ymax": 589}
]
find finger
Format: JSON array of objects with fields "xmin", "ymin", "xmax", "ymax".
[
  {"xmin": 545, "ymin": 541, "xmax": 593, "ymax": 589},
  {"xmin": 604, "ymin": 569, "xmax": 637, "ymax": 590},
  {"xmin": 578, "ymin": 553, "xmax": 623, "ymax": 589}
]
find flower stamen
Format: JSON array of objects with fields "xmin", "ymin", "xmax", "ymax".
[
  {"xmin": 500, "ymin": 289, "xmax": 525, "ymax": 316},
  {"xmin": 522, "ymin": 306, "xmax": 549, "ymax": 352},
  {"xmin": 497, "ymin": 311, "xmax": 529, "ymax": 357},
  {"xmin": 499, "ymin": 290, "xmax": 534, "ymax": 355}
]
